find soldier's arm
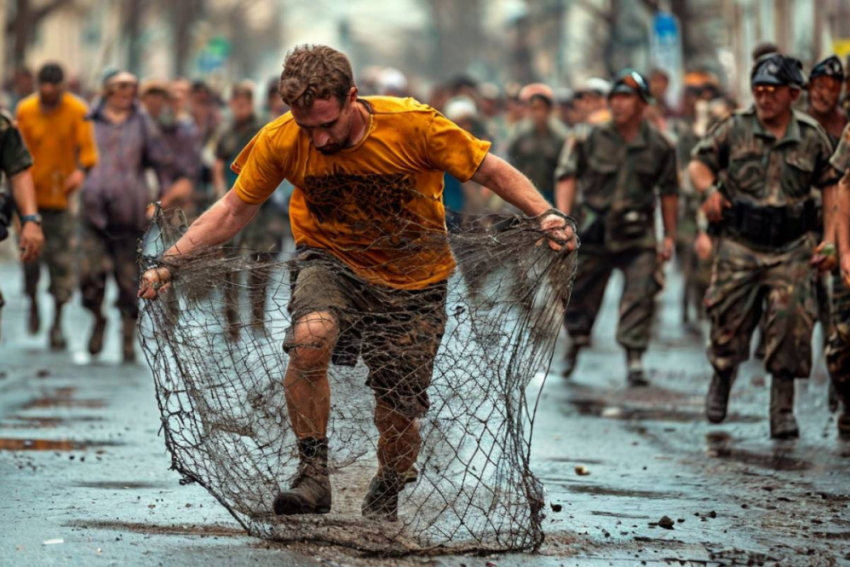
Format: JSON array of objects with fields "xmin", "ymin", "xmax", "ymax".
[
  {"xmin": 556, "ymin": 177, "xmax": 576, "ymax": 216},
  {"xmin": 553, "ymin": 130, "xmax": 584, "ymax": 215},
  {"xmin": 839, "ymin": 173, "xmax": 850, "ymax": 285},
  {"xmin": 687, "ymin": 160, "xmax": 715, "ymax": 195}
]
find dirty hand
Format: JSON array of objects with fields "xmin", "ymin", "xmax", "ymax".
[
  {"xmin": 658, "ymin": 235, "xmax": 675, "ymax": 263},
  {"xmin": 539, "ymin": 213, "xmax": 577, "ymax": 252},
  {"xmin": 812, "ymin": 241, "xmax": 837, "ymax": 273},
  {"xmin": 19, "ymin": 221, "xmax": 44, "ymax": 262},
  {"xmin": 694, "ymin": 232, "xmax": 713, "ymax": 261},
  {"xmin": 64, "ymin": 169, "xmax": 86, "ymax": 194},
  {"xmin": 138, "ymin": 266, "xmax": 172, "ymax": 300},
  {"xmin": 700, "ymin": 191, "xmax": 730, "ymax": 223}
]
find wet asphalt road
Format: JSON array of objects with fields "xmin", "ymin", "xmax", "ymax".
[{"xmin": 1, "ymin": 256, "xmax": 850, "ymax": 567}]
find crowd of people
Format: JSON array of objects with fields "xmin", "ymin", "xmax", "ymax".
[{"xmin": 3, "ymin": 39, "xmax": 850, "ymax": 455}]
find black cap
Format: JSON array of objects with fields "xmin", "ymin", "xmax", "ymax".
[
  {"xmin": 609, "ymin": 69, "xmax": 653, "ymax": 103},
  {"xmin": 810, "ymin": 55, "xmax": 843, "ymax": 81},
  {"xmin": 37, "ymin": 63, "xmax": 64, "ymax": 85},
  {"xmin": 751, "ymin": 53, "xmax": 805, "ymax": 88}
]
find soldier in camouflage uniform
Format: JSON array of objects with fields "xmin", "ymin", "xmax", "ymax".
[
  {"xmin": 689, "ymin": 54, "xmax": 839, "ymax": 439},
  {"xmin": 804, "ymin": 56, "xmax": 849, "ymax": 413},
  {"xmin": 0, "ymin": 109, "xmax": 44, "ymax": 338},
  {"xmin": 556, "ymin": 70, "xmax": 679, "ymax": 386},
  {"xmin": 829, "ymin": 122, "xmax": 850, "ymax": 436}
]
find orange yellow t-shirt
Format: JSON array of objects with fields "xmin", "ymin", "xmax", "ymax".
[
  {"xmin": 16, "ymin": 92, "xmax": 98, "ymax": 210},
  {"xmin": 232, "ymin": 96, "xmax": 491, "ymax": 290}
]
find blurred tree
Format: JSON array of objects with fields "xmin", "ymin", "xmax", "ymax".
[
  {"xmin": 169, "ymin": 0, "xmax": 205, "ymax": 77},
  {"xmin": 124, "ymin": 0, "xmax": 146, "ymax": 76},
  {"xmin": 6, "ymin": 0, "xmax": 75, "ymax": 65},
  {"xmin": 426, "ymin": 0, "xmax": 484, "ymax": 81}
]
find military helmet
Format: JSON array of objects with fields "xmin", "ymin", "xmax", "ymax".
[{"xmin": 609, "ymin": 69, "xmax": 653, "ymax": 103}]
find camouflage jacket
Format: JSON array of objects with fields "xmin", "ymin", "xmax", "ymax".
[
  {"xmin": 555, "ymin": 119, "xmax": 678, "ymax": 252},
  {"xmin": 0, "ymin": 109, "xmax": 33, "ymax": 183},
  {"xmin": 691, "ymin": 106, "xmax": 836, "ymax": 209}
]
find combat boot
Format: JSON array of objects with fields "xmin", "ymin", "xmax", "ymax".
[
  {"xmin": 28, "ymin": 296, "xmax": 40, "ymax": 334},
  {"xmin": 769, "ymin": 375, "xmax": 799, "ymax": 440},
  {"xmin": 273, "ymin": 437, "xmax": 331, "ymax": 515},
  {"xmin": 88, "ymin": 312, "xmax": 107, "ymax": 355},
  {"xmin": 49, "ymin": 301, "xmax": 66, "ymax": 350},
  {"xmin": 362, "ymin": 468, "xmax": 403, "ymax": 521},
  {"xmin": 706, "ymin": 367, "xmax": 736, "ymax": 424},
  {"xmin": 562, "ymin": 343, "xmax": 582, "ymax": 378},
  {"xmin": 122, "ymin": 316, "xmax": 136, "ymax": 363},
  {"xmin": 626, "ymin": 349, "xmax": 649, "ymax": 387}
]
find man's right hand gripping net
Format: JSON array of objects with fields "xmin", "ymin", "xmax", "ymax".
[{"xmin": 138, "ymin": 205, "xmax": 577, "ymax": 554}]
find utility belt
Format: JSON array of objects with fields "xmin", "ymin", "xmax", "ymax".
[
  {"xmin": 578, "ymin": 204, "xmax": 652, "ymax": 246},
  {"xmin": 721, "ymin": 199, "xmax": 817, "ymax": 248}
]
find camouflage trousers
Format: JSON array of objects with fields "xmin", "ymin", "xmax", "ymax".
[
  {"xmin": 826, "ymin": 270, "xmax": 850, "ymax": 403},
  {"xmin": 706, "ymin": 236, "xmax": 817, "ymax": 378},
  {"xmin": 22, "ymin": 209, "xmax": 75, "ymax": 304},
  {"xmin": 565, "ymin": 247, "xmax": 662, "ymax": 351},
  {"xmin": 78, "ymin": 223, "xmax": 142, "ymax": 320}
]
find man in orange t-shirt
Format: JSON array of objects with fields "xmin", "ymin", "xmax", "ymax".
[
  {"xmin": 16, "ymin": 63, "xmax": 97, "ymax": 349},
  {"xmin": 139, "ymin": 45, "xmax": 574, "ymax": 521}
]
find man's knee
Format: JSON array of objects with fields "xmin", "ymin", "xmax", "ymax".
[{"xmin": 285, "ymin": 311, "xmax": 339, "ymax": 370}]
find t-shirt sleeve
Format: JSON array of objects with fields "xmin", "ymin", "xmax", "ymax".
[
  {"xmin": 830, "ymin": 122, "xmax": 850, "ymax": 175},
  {"xmin": 691, "ymin": 117, "xmax": 733, "ymax": 173},
  {"xmin": 425, "ymin": 111, "xmax": 491, "ymax": 182},
  {"xmin": 0, "ymin": 120, "xmax": 33, "ymax": 177},
  {"xmin": 231, "ymin": 126, "xmax": 288, "ymax": 204}
]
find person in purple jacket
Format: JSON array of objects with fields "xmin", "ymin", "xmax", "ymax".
[{"xmin": 79, "ymin": 69, "xmax": 192, "ymax": 362}]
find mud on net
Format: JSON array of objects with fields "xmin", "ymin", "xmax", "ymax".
[{"xmin": 138, "ymin": 205, "xmax": 577, "ymax": 554}]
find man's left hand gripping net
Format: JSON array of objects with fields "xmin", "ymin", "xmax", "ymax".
[{"xmin": 138, "ymin": 207, "xmax": 577, "ymax": 554}]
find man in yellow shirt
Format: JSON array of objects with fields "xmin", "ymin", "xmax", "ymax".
[
  {"xmin": 16, "ymin": 63, "xmax": 97, "ymax": 349},
  {"xmin": 138, "ymin": 45, "xmax": 573, "ymax": 521}
]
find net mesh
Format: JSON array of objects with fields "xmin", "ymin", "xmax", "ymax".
[{"xmin": 138, "ymin": 203, "xmax": 577, "ymax": 554}]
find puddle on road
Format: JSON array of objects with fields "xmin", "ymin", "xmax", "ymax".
[
  {"xmin": 705, "ymin": 432, "xmax": 812, "ymax": 471},
  {"xmin": 74, "ymin": 481, "xmax": 171, "ymax": 490},
  {"xmin": 590, "ymin": 510, "xmax": 651, "ymax": 520},
  {"xmin": 0, "ymin": 438, "xmax": 123, "ymax": 451},
  {"xmin": 21, "ymin": 387, "xmax": 106, "ymax": 410},
  {"xmin": 565, "ymin": 484, "xmax": 683, "ymax": 500},
  {"xmin": 0, "ymin": 415, "xmax": 104, "ymax": 429},
  {"xmin": 567, "ymin": 397, "xmax": 760, "ymax": 424},
  {"xmin": 66, "ymin": 519, "xmax": 245, "ymax": 537}
]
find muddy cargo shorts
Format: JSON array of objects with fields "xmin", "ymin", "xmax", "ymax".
[{"xmin": 284, "ymin": 247, "xmax": 448, "ymax": 419}]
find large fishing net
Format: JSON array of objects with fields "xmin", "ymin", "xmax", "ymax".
[{"xmin": 138, "ymin": 200, "xmax": 577, "ymax": 554}]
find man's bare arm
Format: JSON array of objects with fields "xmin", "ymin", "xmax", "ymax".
[
  {"xmin": 555, "ymin": 177, "xmax": 576, "ymax": 216},
  {"xmin": 165, "ymin": 190, "xmax": 260, "ymax": 260},
  {"xmin": 471, "ymin": 154, "xmax": 551, "ymax": 216},
  {"xmin": 10, "ymin": 169, "xmax": 44, "ymax": 262},
  {"xmin": 687, "ymin": 160, "xmax": 715, "ymax": 194},
  {"xmin": 661, "ymin": 194, "xmax": 678, "ymax": 238},
  {"xmin": 470, "ymin": 153, "xmax": 575, "ymax": 251},
  {"xmin": 140, "ymin": 190, "xmax": 260, "ymax": 299},
  {"xmin": 823, "ymin": 184, "xmax": 837, "ymax": 245}
]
